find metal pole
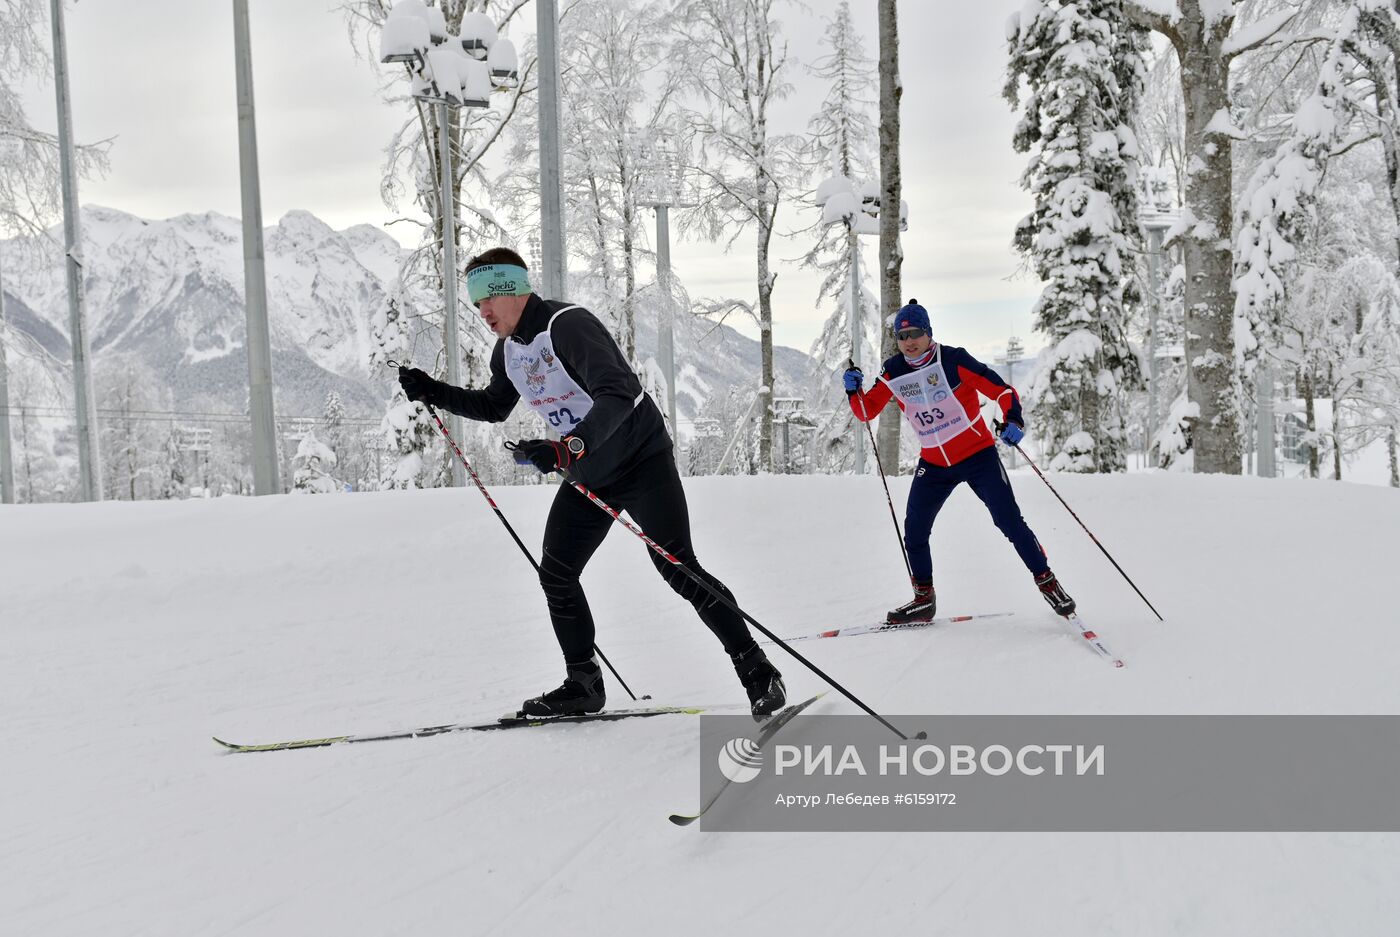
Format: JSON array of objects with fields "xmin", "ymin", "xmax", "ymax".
[
  {"xmin": 1256, "ymin": 359, "xmax": 1275, "ymax": 478},
  {"xmin": 233, "ymin": 0, "xmax": 279, "ymax": 495},
  {"xmin": 655, "ymin": 205, "xmax": 677, "ymax": 444},
  {"xmin": 781, "ymin": 416, "xmax": 791, "ymax": 473},
  {"xmin": 0, "ymin": 249, "xmax": 14, "ymax": 504},
  {"xmin": 51, "ymin": 0, "xmax": 101, "ymax": 501},
  {"xmin": 437, "ymin": 102, "xmax": 464, "ymax": 487},
  {"xmin": 1144, "ymin": 224, "xmax": 1163, "ymax": 465},
  {"xmin": 536, "ymin": 0, "xmax": 566, "ymax": 298},
  {"xmin": 849, "ymin": 223, "xmax": 865, "ymax": 475}
]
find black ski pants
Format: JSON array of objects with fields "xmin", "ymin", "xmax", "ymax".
[{"xmin": 539, "ymin": 449, "xmax": 755, "ymax": 663}]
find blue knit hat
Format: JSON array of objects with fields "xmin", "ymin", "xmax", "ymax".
[{"xmin": 893, "ymin": 299, "xmax": 930, "ymax": 334}]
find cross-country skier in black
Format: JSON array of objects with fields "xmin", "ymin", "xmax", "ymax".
[{"xmin": 397, "ymin": 247, "xmax": 786, "ymax": 719}]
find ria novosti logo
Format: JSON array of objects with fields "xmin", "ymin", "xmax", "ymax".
[{"xmin": 718, "ymin": 737, "xmax": 764, "ymax": 783}]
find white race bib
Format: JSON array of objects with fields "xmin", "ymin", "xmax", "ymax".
[
  {"xmin": 880, "ymin": 350, "xmax": 972, "ymax": 448},
  {"xmin": 504, "ymin": 306, "xmax": 594, "ymax": 433}
]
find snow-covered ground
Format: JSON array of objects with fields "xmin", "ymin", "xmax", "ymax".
[{"xmin": 3, "ymin": 470, "xmax": 1398, "ymax": 936}]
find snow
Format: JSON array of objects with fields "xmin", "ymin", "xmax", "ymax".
[
  {"xmin": 3, "ymin": 473, "xmax": 1399, "ymax": 934},
  {"xmin": 459, "ymin": 11, "xmax": 499, "ymax": 55},
  {"xmin": 2, "ymin": 207, "xmax": 397, "ymax": 382},
  {"xmin": 487, "ymin": 38, "xmax": 518, "ymax": 79},
  {"xmin": 1197, "ymin": 0, "xmax": 1237, "ymax": 30},
  {"xmin": 1202, "ymin": 108, "xmax": 1245, "ymax": 140},
  {"xmin": 295, "ymin": 432, "xmax": 338, "ymax": 466},
  {"xmin": 820, "ymin": 191, "xmax": 857, "ymax": 226},
  {"xmin": 379, "ymin": 14, "xmax": 430, "ymax": 61},
  {"xmin": 1125, "ymin": 0, "xmax": 1182, "ymax": 23},
  {"xmin": 1220, "ymin": 10, "xmax": 1299, "ymax": 58}
]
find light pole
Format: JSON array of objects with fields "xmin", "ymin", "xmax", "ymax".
[
  {"xmin": 996, "ymin": 336, "xmax": 1024, "ymax": 469},
  {"xmin": 0, "ymin": 136, "xmax": 18, "ymax": 503},
  {"xmin": 232, "ymin": 0, "xmax": 280, "ymax": 496},
  {"xmin": 50, "ymin": 0, "xmax": 101, "ymax": 501},
  {"xmin": 536, "ymin": 0, "xmax": 566, "ymax": 299},
  {"xmin": 0, "ymin": 249, "xmax": 12, "ymax": 504},
  {"xmin": 0, "ymin": 135, "xmax": 21, "ymax": 504},
  {"xmin": 1140, "ymin": 202, "xmax": 1178, "ymax": 467},
  {"xmin": 380, "ymin": 1, "xmax": 517, "ymax": 487},
  {"xmin": 636, "ymin": 128, "xmax": 691, "ymax": 449}
]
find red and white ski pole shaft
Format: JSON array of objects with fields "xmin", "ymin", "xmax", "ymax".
[
  {"xmin": 553, "ymin": 465, "xmax": 918, "ymax": 742},
  {"xmin": 1008, "ymin": 440, "xmax": 1164, "ymax": 622},
  {"xmin": 849, "ymin": 357, "xmax": 913, "ymax": 582},
  {"xmin": 407, "ymin": 389, "xmax": 642, "ymax": 700}
]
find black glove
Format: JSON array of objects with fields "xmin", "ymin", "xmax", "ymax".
[
  {"xmin": 398, "ymin": 367, "xmax": 441, "ymax": 405},
  {"xmin": 510, "ymin": 438, "xmax": 578, "ymax": 474}
]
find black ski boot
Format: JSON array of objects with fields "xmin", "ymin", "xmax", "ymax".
[
  {"xmin": 519, "ymin": 658, "xmax": 606, "ymax": 717},
  {"xmin": 1034, "ymin": 570, "xmax": 1076, "ymax": 617},
  {"xmin": 731, "ymin": 645, "xmax": 786, "ymax": 721},
  {"xmin": 886, "ymin": 578, "xmax": 936, "ymax": 625}
]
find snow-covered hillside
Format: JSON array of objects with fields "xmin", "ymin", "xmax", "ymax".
[
  {"xmin": 0, "ymin": 206, "xmax": 820, "ymax": 425},
  {"xmin": 3, "ymin": 470, "xmax": 1397, "ymax": 935}
]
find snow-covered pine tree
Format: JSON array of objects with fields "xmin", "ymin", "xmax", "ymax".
[
  {"xmin": 321, "ymin": 390, "xmax": 347, "ymax": 468},
  {"xmin": 292, "ymin": 430, "xmax": 344, "ymax": 494},
  {"xmin": 1006, "ymin": 0, "xmax": 1148, "ymax": 472},
  {"xmin": 157, "ymin": 430, "xmax": 186, "ymax": 500},
  {"xmin": 1327, "ymin": 0, "xmax": 1400, "ymax": 485},
  {"xmin": 799, "ymin": 1, "xmax": 880, "ymax": 473},
  {"xmin": 1234, "ymin": 5, "xmax": 1363, "ymax": 381},
  {"xmin": 371, "ymin": 294, "xmax": 436, "ymax": 489},
  {"xmin": 96, "ymin": 362, "xmax": 164, "ymax": 500},
  {"xmin": 1229, "ymin": 2, "xmax": 1400, "ymax": 484},
  {"xmin": 1122, "ymin": 0, "xmax": 1343, "ymax": 475}
]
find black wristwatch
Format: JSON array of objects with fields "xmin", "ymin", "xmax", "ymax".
[{"xmin": 564, "ymin": 435, "xmax": 586, "ymax": 459}]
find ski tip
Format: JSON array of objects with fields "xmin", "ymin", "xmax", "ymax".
[
  {"xmin": 668, "ymin": 813, "xmax": 700, "ymax": 827},
  {"xmin": 212, "ymin": 736, "xmax": 238, "ymax": 750}
]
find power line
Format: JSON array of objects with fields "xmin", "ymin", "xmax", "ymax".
[{"xmin": 0, "ymin": 405, "xmax": 385, "ymax": 427}]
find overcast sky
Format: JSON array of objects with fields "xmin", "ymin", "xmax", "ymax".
[{"xmin": 21, "ymin": 0, "xmax": 1040, "ymax": 361}]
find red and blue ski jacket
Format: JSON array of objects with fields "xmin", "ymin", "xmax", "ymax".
[{"xmin": 848, "ymin": 344, "xmax": 1025, "ymax": 468}]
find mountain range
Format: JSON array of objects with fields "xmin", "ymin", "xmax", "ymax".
[{"xmin": 0, "ymin": 206, "xmax": 820, "ymax": 433}]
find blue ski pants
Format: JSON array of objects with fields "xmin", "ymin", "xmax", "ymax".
[{"xmin": 904, "ymin": 446, "xmax": 1049, "ymax": 582}]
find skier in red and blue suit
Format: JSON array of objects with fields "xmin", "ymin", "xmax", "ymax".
[{"xmin": 844, "ymin": 299, "xmax": 1076, "ymax": 625}]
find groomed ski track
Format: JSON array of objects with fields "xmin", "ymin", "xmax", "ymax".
[{"xmin": 4, "ymin": 472, "xmax": 1398, "ymax": 936}]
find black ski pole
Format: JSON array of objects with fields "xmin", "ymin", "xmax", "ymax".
[
  {"xmin": 848, "ymin": 358, "xmax": 913, "ymax": 582},
  {"xmin": 396, "ymin": 376, "xmax": 643, "ymax": 701},
  {"xmin": 1002, "ymin": 430, "xmax": 1164, "ymax": 622},
  {"xmin": 531, "ymin": 453, "xmax": 918, "ymax": 742}
]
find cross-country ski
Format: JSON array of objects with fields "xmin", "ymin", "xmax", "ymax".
[
  {"xmin": 669, "ymin": 692, "xmax": 827, "ymax": 827},
  {"xmin": 772, "ymin": 612, "xmax": 1015, "ymax": 643},
  {"xmin": 214, "ymin": 704, "xmax": 709, "ymax": 753}
]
